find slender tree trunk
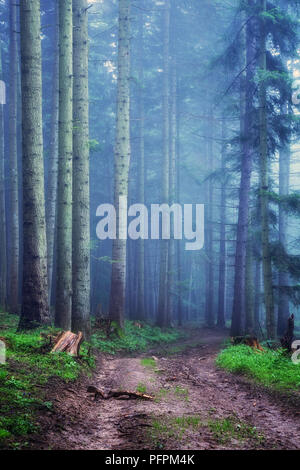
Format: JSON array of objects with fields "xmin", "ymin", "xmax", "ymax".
[
  {"xmin": 108, "ymin": 0, "xmax": 131, "ymax": 329},
  {"xmin": 0, "ymin": 45, "xmax": 6, "ymax": 309},
  {"xmin": 217, "ymin": 119, "xmax": 226, "ymax": 328},
  {"xmin": 157, "ymin": 0, "xmax": 170, "ymax": 328},
  {"xmin": 46, "ymin": 3, "xmax": 59, "ymax": 307},
  {"xmin": 259, "ymin": 0, "xmax": 275, "ymax": 339},
  {"xmin": 231, "ymin": 10, "xmax": 255, "ymax": 336},
  {"xmin": 137, "ymin": 12, "xmax": 145, "ymax": 321},
  {"xmin": 205, "ymin": 107, "xmax": 214, "ymax": 327},
  {"xmin": 176, "ymin": 100, "xmax": 182, "ymax": 326},
  {"xmin": 55, "ymin": 0, "xmax": 73, "ymax": 330},
  {"xmin": 245, "ymin": 231, "xmax": 255, "ymax": 334},
  {"xmin": 18, "ymin": 0, "xmax": 49, "ymax": 329},
  {"xmin": 254, "ymin": 259, "xmax": 261, "ymax": 331},
  {"xmin": 8, "ymin": 0, "xmax": 19, "ymax": 314},
  {"xmin": 72, "ymin": 0, "xmax": 90, "ymax": 338},
  {"xmin": 169, "ymin": 59, "xmax": 177, "ymax": 324},
  {"xmin": 277, "ymin": 113, "xmax": 290, "ymax": 335}
]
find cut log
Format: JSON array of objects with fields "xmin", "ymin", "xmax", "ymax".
[
  {"xmin": 87, "ymin": 385, "xmax": 154, "ymax": 401},
  {"xmin": 51, "ymin": 331, "xmax": 83, "ymax": 357}
]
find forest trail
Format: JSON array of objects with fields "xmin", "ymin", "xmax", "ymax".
[{"xmin": 29, "ymin": 329, "xmax": 300, "ymax": 450}]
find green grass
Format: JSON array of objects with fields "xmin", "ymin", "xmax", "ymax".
[
  {"xmin": 174, "ymin": 385, "xmax": 189, "ymax": 401},
  {"xmin": 0, "ymin": 313, "xmax": 185, "ymax": 448},
  {"xmin": 0, "ymin": 313, "xmax": 94, "ymax": 448},
  {"xmin": 140, "ymin": 357, "xmax": 156, "ymax": 369},
  {"xmin": 207, "ymin": 416, "xmax": 264, "ymax": 444},
  {"xmin": 149, "ymin": 415, "xmax": 202, "ymax": 448},
  {"xmin": 136, "ymin": 382, "xmax": 147, "ymax": 394},
  {"xmin": 91, "ymin": 320, "xmax": 185, "ymax": 354},
  {"xmin": 216, "ymin": 344, "xmax": 300, "ymax": 391}
]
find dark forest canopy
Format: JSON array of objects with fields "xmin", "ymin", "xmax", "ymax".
[{"xmin": 0, "ymin": 0, "xmax": 299, "ymax": 341}]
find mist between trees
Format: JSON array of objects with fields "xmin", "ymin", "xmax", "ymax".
[{"xmin": 0, "ymin": 0, "xmax": 299, "ymax": 338}]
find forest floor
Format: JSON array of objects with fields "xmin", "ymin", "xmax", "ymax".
[{"xmin": 27, "ymin": 329, "xmax": 300, "ymax": 450}]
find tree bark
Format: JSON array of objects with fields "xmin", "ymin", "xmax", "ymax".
[
  {"xmin": 137, "ymin": 11, "xmax": 145, "ymax": 322},
  {"xmin": 72, "ymin": 0, "xmax": 91, "ymax": 338},
  {"xmin": 108, "ymin": 0, "xmax": 131, "ymax": 329},
  {"xmin": 245, "ymin": 232, "xmax": 255, "ymax": 334},
  {"xmin": 205, "ymin": 106, "xmax": 214, "ymax": 328},
  {"xmin": 217, "ymin": 119, "xmax": 226, "ymax": 328},
  {"xmin": 18, "ymin": 0, "xmax": 49, "ymax": 329},
  {"xmin": 277, "ymin": 112, "xmax": 290, "ymax": 336},
  {"xmin": 168, "ymin": 58, "xmax": 177, "ymax": 324},
  {"xmin": 0, "ymin": 45, "xmax": 6, "ymax": 309},
  {"xmin": 157, "ymin": 0, "xmax": 171, "ymax": 328},
  {"xmin": 231, "ymin": 8, "xmax": 256, "ymax": 336},
  {"xmin": 8, "ymin": 0, "xmax": 19, "ymax": 315},
  {"xmin": 46, "ymin": 3, "xmax": 59, "ymax": 307},
  {"xmin": 259, "ymin": 0, "xmax": 275, "ymax": 339},
  {"xmin": 55, "ymin": 0, "xmax": 73, "ymax": 330}
]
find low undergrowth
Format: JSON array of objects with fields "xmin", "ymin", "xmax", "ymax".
[
  {"xmin": 216, "ymin": 344, "xmax": 300, "ymax": 391},
  {"xmin": 91, "ymin": 320, "xmax": 185, "ymax": 354},
  {"xmin": 207, "ymin": 416, "xmax": 264, "ymax": 444},
  {"xmin": 0, "ymin": 313, "xmax": 185, "ymax": 448},
  {"xmin": 0, "ymin": 313, "xmax": 93, "ymax": 449},
  {"xmin": 148, "ymin": 413, "xmax": 262, "ymax": 449}
]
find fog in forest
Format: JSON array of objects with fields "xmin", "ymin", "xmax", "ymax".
[{"xmin": 0, "ymin": 0, "xmax": 300, "ymax": 344}]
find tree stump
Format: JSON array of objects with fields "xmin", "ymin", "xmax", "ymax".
[{"xmin": 51, "ymin": 331, "xmax": 83, "ymax": 357}]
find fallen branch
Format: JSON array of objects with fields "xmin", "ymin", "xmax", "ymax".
[{"xmin": 87, "ymin": 385, "xmax": 154, "ymax": 401}]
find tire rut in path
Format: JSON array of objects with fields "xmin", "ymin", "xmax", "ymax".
[{"xmin": 29, "ymin": 329, "xmax": 300, "ymax": 450}]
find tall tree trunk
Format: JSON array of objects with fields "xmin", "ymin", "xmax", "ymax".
[
  {"xmin": 277, "ymin": 116, "xmax": 290, "ymax": 335},
  {"xmin": 137, "ymin": 12, "xmax": 145, "ymax": 322},
  {"xmin": 168, "ymin": 58, "xmax": 177, "ymax": 324},
  {"xmin": 157, "ymin": 0, "xmax": 170, "ymax": 328},
  {"xmin": 18, "ymin": 0, "xmax": 49, "ymax": 329},
  {"xmin": 217, "ymin": 119, "xmax": 226, "ymax": 328},
  {"xmin": 72, "ymin": 0, "xmax": 90, "ymax": 338},
  {"xmin": 55, "ymin": 0, "xmax": 73, "ymax": 330},
  {"xmin": 0, "ymin": 45, "xmax": 6, "ymax": 309},
  {"xmin": 259, "ymin": 0, "xmax": 275, "ymax": 339},
  {"xmin": 245, "ymin": 231, "xmax": 255, "ymax": 334},
  {"xmin": 205, "ymin": 107, "xmax": 214, "ymax": 327},
  {"xmin": 254, "ymin": 259, "xmax": 261, "ymax": 331},
  {"xmin": 230, "ymin": 9, "xmax": 255, "ymax": 336},
  {"xmin": 8, "ymin": 0, "xmax": 19, "ymax": 314},
  {"xmin": 108, "ymin": 0, "xmax": 131, "ymax": 329},
  {"xmin": 46, "ymin": 3, "xmax": 59, "ymax": 307}
]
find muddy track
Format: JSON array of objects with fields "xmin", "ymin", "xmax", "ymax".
[{"xmin": 28, "ymin": 329, "xmax": 300, "ymax": 450}]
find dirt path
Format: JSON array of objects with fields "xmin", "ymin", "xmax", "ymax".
[{"xmin": 29, "ymin": 329, "xmax": 300, "ymax": 450}]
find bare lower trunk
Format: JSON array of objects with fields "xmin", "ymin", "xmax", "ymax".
[
  {"xmin": 168, "ymin": 60, "xmax": 177, "ymax": 324},
  {"xmin": 46, "ymin": 4, "xmax": 59, "ymax": 307},
  {"xmin": 55, "ymin": 0, "xmax": 73, "ymax": 330},
  {"xmin": 277, "ymin": 120, "xmax": 290, "ymax": 336},
  {"xmin": 19, "ymin": 0, "xmax": 49, "ymax": 329},
  {"xmin": 0, "ymin": 46, "xmax": 6, "ymax": 309},
  {"xmin": 245, "ymin": 233, "xmax": 255, "ymax": 334},
  {"xmin": 72, "ymin": 0, "xmax": 91, "ymax": 338},
  {"xmin": 217, "ymin": 119, "xmax": 226, "ymax": 328},
  {"xmin": 157, "ymin": 0, "xmax": 170, "ymax": 328},
  {"xmin": 259, "ymin": 0, "xmax": 275, "ymax": 339},
  {"xmin": 109, "ymin": 0, "xmax": 131, "ymax": 329},
  {"xmin": 137, "ymin": 12, "xmax": 145, "ymax": 322},
  {"xmin": 8, "ymin": 1, "xmax": 19, "ymax": 314},
  {"xmin": 231, "ymin": 9, "xmax": 256, "ymax": 336}
]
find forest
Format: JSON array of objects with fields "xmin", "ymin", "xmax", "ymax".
[{"xmin": 0, "ymin": 0, "xmax": 300, "ymax": 453}]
